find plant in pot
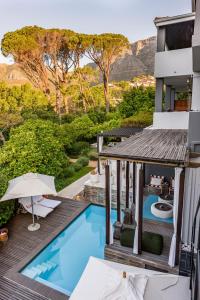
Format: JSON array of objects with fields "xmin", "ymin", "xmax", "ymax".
[{"xmin": 90, "ymin": 169, "xmax": 99, "ymax": 183}]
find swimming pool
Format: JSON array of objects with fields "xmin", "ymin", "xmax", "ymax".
[{"xmin": 21, "ymin": 205, "xmax": 116, "ymax": 295}]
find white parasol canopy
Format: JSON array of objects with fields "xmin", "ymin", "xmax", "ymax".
[{"xmin": 0, "ymin": 172, "xmax": 57, "ymax": 231}]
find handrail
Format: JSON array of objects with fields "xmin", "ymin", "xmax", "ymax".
[{"xmin": 190, "ymin": 196, "xmax": 200, "ymax": 300}]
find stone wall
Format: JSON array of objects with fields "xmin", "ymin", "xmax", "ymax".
[{"xmin": 84, "ymin": 184, "xmax": 133, "ymax": 208}]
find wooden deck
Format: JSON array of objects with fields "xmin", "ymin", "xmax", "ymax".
[
  {"xmin": 0, "ymin": 197, "xmax": 90, "ymax": 300},
  {"xmin": 105, "ymin": 219, "xmax": 179, "ymax": 274}
]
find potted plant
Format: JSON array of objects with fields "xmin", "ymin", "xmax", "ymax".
[{"xmin": 90, "ymin": 169, "xmax": 99, "ymax": 183}]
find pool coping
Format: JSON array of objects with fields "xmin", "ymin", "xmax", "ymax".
[{"xmin": 4, "ymin": 199, "xmax": 91, "ymax": 300}]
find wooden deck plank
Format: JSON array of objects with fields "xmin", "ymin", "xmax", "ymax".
[{"xmin": 0, "ymin": 197, "xmax": 90, "ymax": 300}]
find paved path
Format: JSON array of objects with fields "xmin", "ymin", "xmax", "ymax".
[{"xmin": 58, "ymin": 172, "xmax": 91, "ymax": 198}]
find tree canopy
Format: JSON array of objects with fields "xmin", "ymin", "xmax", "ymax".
[{"xmin": 1, "ymin": 27, "xmax": 130, "ymax": 113}]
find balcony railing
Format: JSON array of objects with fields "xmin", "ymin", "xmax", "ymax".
[{"xmin": 154, "ymin": 48, "xmax": 193, "ymax": 78}]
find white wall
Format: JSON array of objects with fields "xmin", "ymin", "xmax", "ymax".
[
  {"xmin": 154, "ymin": 48, "xmax": 193, "ymax": 78},
  {"xmin": 151, "ymin": 112, "xmax": 189, "ymax": 129}
]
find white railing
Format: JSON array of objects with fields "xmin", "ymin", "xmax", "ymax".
[
  {"xmin": 150, "ymin": 112, "xmax": 189, "ymax": 129},
  {"xmin": 154, "ymin": 48, "xmax": 193, "ymax": 78}
]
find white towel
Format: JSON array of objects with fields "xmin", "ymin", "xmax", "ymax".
[{"xmin": 100, "ymin": 271, "xmax": 148, "ymax": 300}]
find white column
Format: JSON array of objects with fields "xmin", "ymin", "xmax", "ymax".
[
  {"xmin": 168, "ymin": 167, "xmax": 183, "ymax": 267},
  {"xmin": 191, "ymin": 73, "xmax": 200, "ymax": 111},
  {"xmin": 98, "ymin": 135, "xmax": 104, "ymax": 174},
  {"xmin": 133, "ymin": 163, "xmax": 142, "ymax": 254}
]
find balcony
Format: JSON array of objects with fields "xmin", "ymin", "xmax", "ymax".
[
  {"xmin": 151, "ymin": 112, "xmax": 189, "ymax": 130},
  {"xmin": 154, "ymin": 48, "xmax": 193, "ymax": 78}
]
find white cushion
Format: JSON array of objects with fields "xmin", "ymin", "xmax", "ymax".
[{"xmin": 150, "ymin": 177, "xmax": 163, "ymax": 187}]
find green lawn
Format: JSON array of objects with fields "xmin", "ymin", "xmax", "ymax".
[{"xmin": 55, "ymin": 166, "xmax": 93, "ymax": 191}]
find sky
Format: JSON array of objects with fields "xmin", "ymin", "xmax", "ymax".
[{"xmin": 0, "ymin": 0, "xmax": 191, "ymax": 64}]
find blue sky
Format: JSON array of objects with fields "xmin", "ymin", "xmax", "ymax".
[{"xmin": 0, "ymin": 0, "xmax": 191, "ymax": 63}]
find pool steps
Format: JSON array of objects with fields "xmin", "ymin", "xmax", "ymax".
[{"xmin": 22, "ymin": 261, "xmax": 57, "ymax": 279}]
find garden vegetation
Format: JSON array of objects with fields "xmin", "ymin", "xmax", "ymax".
[{"xmin": 0, "ymin": 26, "xmax": 155, "ymax": 226}]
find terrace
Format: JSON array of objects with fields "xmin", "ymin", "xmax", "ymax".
[{"xmin": 0, "ymin": 197, "xmax": 89, "ymax": 300}]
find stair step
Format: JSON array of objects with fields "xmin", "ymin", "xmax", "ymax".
[{"xmin": 23, "ymin": 269, "xmax": 38, "ymax": 278}]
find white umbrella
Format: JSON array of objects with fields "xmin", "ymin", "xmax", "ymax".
[{"xmin": 0, "ymin": 172, "xmax": 57, "ymax": 231}]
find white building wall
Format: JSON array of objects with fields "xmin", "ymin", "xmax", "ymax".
[
  {"xmin": 150, "ymin": 112, "xmax": 189, "ymax": 129},
  {"xmin": 154, "ymin": 48, "xmax": 193, "ymax": 78}
]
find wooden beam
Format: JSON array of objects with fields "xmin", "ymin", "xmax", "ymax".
[
  {"xmin": 117, "ymin": 160, "xmax": 121, "ymax": 222},
  {"xmin": 175, "ymin": 169, "xmax": 185, "ymax": 265},
  {"xmin": 105, "ymin": 164, "xmax": 111, "ymax": 245},
  {"xmin": 126, "ymin": 161, "xmax": 130, "ymax": 208},
  {"xmin": 138, "ymin": 167, "xmax": 144, "ymax": 254},
  {"xmin": 132, "ymin": 162, "xmax": 136, "ymax": 204}
]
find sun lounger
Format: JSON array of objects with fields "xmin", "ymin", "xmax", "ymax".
[
  {"xmin": 19, "ymin": 197, "xmax": 53, "ymax": 218},
  {"xmin": 33, "ymin": 196, "xmax": 61, "ymax": 209}
]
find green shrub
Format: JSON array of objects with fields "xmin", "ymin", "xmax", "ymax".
[
  {"xmin": 73, "ymin": 162, "xmax": 82, "ymax": 172},
  {"xmin": 88, "ymin": 151, "xmax": 98, "ymax": 161},
  {"xmin": 88, "ymin": 110, "xmax": 106, "ymax": 124},
  {"xmin": 0, "ymin": 201, "xmax": 15, "ymax": 227},
  {"xmin": 68, "ymin": 141, "xmax": 90, "ymax": 156},
  {"xmin": 0, "ymin": 174, "xmax": 15, "ymax": 227},
  {"xmin": 0, "ymin": 119, "xmax": 69, "ymax": 179},
  {"xmin": 76, "ymin": 156, "xmax": 89, "ymax": 167},
  {"xmin": 118, "ymin": 86, "xmax": 155, "ymax": 118},
  {"xmin": 64, "ymin": 165, "xmax": 75, "ymax": 177},
  {"xmin": 121, "ymin": 111, "xmax": 153, "ymax": 128}
]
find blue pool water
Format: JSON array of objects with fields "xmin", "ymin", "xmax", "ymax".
[{"xmin": 21, "ymin": 205, "xmax": 116, "ymax": 295}]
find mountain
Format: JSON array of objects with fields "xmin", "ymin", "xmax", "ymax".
[
  {"xmin": 110, "ymin": 36, "xmax": 156, "ymax": 81},
  {"xmin": 0, "ymin": 63, "xmax": 30, "ymax": 85},
  {"xmin": 0, "ymin": 36, "xmax": 156, "ymax": 85}
]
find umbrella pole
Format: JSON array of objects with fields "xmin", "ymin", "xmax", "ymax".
[
  {"xmin": 31, "ymin": 196, "xmax": 35, "ymax": 226},
  {"xmin": 28, "ymin": 196, "xmax": 40, "ymax": 231}
]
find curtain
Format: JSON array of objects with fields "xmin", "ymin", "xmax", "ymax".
[
  {"xmin": 168, "ymin": 167, "xmax": 183, "ymax": 267},
  {"xmin": 109, "ymin": 160, "xmax": 114, "ymax": 244},
  {"xmin": 133, "ymin": 163, "xmax": 142, "ymax": 254},
  {"xmin": 182, "ymin": 168, "xmax": 200, "ymax": 248},
  {"xmin": 98, "ymin": 136, "xmax": 104, "ymax": 174}
]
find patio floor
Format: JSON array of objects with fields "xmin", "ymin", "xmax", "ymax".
[
  {"xmin": 105, "ymin": 218, "xmax": 179, "ymax": 274},
  {"xmin": 0, "ymin": 197, "xmax": 89, "ymax": 300}
]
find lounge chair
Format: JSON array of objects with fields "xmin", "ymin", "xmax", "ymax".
[
  {"xmin": 147, "ymin": 175, "xmax": 168, "ymax": 194},
  {"xmin": 19, "ymin": 197, "xmax": 53, "ymax": 218},
  {"xmin": 33, "ymin": 196, "xmax": 61, "ymax": 209}
]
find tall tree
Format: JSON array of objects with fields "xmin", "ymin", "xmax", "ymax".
[
  {"xmin": 1, "ymin": 26, "xmax": 50, "ymax": 94},
  {"xmin": 1, "ymin": 27, "xmax": 81, "ymax": 116},
  {"xmin": 84, "ymin": 33, "xmax": 129, "ymax": 112}
]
